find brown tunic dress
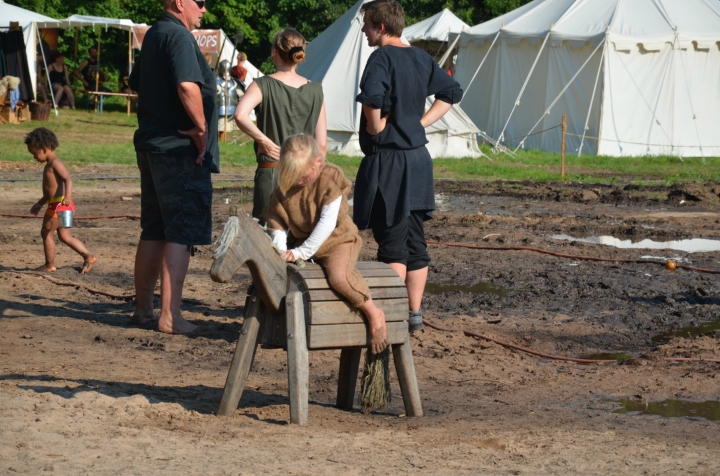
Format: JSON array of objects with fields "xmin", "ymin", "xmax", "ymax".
[{"xmin": 263, "ymin": 162, "xmax": 371, "ymax": 308}]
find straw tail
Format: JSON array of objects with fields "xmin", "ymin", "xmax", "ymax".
[{"xmin": 360, "ymin": 347, "xmax": 391, "ymax": 414}]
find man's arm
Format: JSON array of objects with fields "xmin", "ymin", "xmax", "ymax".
[
  {"xmin": 74, "ymin": 60, "xmax": 89, "ymax": 88},
  {"xmin": 177, "ymin": 82, "xmax": 207, "ymax": 165},
  {"xmin": 420, "ymin": 99, "xmax": 452, "ymax": 129},
  {"xmin": 362, "ymin": 105, "xmax": 388, "ymax": 135}
]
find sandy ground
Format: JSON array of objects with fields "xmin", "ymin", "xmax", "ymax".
[{"xmin": 1, "ymin": 164, "xmax": 719, "ymax": 475}]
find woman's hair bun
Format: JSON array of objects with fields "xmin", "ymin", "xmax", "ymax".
[{"xmin": 289, "ymin": 46, "xmax": 305, "ymax": 63}]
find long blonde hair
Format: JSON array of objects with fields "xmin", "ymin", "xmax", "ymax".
[{"xmin": 278, "ymin": 134, "xmax": 322, "ymax": 194}]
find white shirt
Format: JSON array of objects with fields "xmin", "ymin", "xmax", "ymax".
[{"xmin": 269, "ymin": 195, "xmax": 342, "ymax": 261}]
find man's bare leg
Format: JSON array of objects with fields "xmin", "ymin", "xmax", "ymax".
[
  {"xmin": 405, "ymin": 267, "xmax": 428, "ymax": 312},
  {"xmin": 157, "ymin": 243, "xmax": 197, "ymax": 334},
  {"xmin": 133, "ymin": 239, "xmax": 163, "ymax": 324},
  {"xmin": 389, "ymin": 263, "xmax": 427, "ymax": 331},
  {"xmin": 36, "ymin": 216, "xmax": 58, "ymax": 272},
  {"xmin": 360, "ymin": 298, "xmax": 388, "ymax": 354}
]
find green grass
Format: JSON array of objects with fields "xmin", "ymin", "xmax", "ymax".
[{"xmin": 1, "ymin": 109, "xmax": 716, "ymax": 183}]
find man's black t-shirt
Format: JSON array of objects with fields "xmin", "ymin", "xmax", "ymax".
[{"xmin": 129, "ymin": 13, "xmax": 219, "ymax": 172}]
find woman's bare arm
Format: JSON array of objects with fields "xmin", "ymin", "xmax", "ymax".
[
  {"xmin": 315, "ymin": 102, "xmax": 327, "ymax": 156},
  {"xmin": 233, "ymin": 82, "xmax": 280, "ymax": 160}
]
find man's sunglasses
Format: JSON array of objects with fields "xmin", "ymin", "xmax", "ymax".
[{"xmin": 192, "ymin": 0, "xmax": 205, "ymax": 9}]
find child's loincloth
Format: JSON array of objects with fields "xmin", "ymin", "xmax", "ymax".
[{"xmin": 45, "ymin": 196, "xmax": 75, "ymax": 218}]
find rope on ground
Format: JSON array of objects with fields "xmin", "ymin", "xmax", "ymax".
[
  {"xmin": 0, "ymin": 269, "xmax": 234, "ymax": 308},
  {"xmin": 424, "ymin": 320, "xmax": 720, "ymax": 364},
  {"xmin": 426, "ymin": 240, "xmax": 720, "ymax": 274},
  {"xmin": 0, "ymin": 213, "xmax": 141, "ymax": 220}
]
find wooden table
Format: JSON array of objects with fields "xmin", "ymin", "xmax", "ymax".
[{"xmin": 78, "ymin": 90, "xmax": 137, "ymax": 116}]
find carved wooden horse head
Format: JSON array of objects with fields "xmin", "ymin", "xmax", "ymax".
[{"xmin": 210, "ymin": 208, "xmax": 287, "ymax": 312}]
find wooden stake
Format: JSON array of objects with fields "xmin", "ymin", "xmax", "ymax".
[
  {"xmin": 95, "ymin": 28, "xmax": 101, "ymax": 112},
  {"xmin": 561, "ymin": 114, "xmax": 567, "ymax": 180},
  {"xmin": 127, "ymin": 30, "xmax": 132, "ymax": 116}
]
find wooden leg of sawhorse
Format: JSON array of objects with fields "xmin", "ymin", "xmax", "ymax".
[
  {"xmin": 217, "ymin": 293, "xmax": 264, "ymax": 416},
  {"xmin": 286, "ymin": 290, "xmax": 309, "ymax": 425},
  {"xmin": 392, "ymin": 335, "xmax": 423, "ymax": 417},
  {"xmin": 336, "ymin": 348, "xmax": 362, "ymax": 410}
]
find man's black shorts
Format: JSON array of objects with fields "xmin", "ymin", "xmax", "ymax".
[
  {"xmin": 137, "ymin": 152, "xmax": 213, "ymax": 246},
  {"xmin": 369, "ymin": 192, "xmax": 430, "ymax": 271}
]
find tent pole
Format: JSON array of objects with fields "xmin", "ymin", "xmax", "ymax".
[
  {"xmin": 496, "ymin": 30, "xmax": 551, "ymax": 148},
  {"xmin": 461, "ymin": 30, "xmax": 499, "ymax": 97},
  {"xmin": 127, "ymin": 29, "xmax": 132, "ymax": 116},
  {"xmin": 437, "ymin": 26, "xmax": 463, "ymax": 68},
  {"xmin": 514, "ymin": 37, "xmax": 606, "ymax": 153},
  {"xmin": 35, "ymin": 23, "xmax": 58, "ymax": 117},
  {"xmin": 94, "ymin": 28, "xmax": 101, "ymax": 112},
  {"xmin": 579, "ymin": 34, "xmax": 608, "ymax": 157},
  {"xmin": 675, "ymin": 30, "xmax": 705, "ymax": 164},
  {"xmin": 73, "ymin": 27, "xmax": 79, "ymax": 72}
]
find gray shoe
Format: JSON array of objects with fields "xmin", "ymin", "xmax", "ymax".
[{"xmin": 408, "ymin": 310, "xmax": 423, "ymax": 333}]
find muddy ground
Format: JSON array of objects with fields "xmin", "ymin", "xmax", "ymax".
[{"xmin": 1, "ymin": 164, "xmax": 719, "ymax": 475}]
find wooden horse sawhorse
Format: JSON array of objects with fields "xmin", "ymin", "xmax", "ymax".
[{"xmin": 211, "ymin": 211, "xmax": 423, "ymax": 424}]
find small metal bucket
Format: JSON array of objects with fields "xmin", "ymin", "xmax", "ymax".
[{"xmin": 58, "ymin": 210, "xmax": 73, "ymax": 228}]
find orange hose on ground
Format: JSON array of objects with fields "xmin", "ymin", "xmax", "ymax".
[
  {"xmin": 423, "ymin": 319, "xmax": 616, "ymax": 364},
  {"xmin": 426, "ymin": 240, "xmax": 719, "ymax": 274},
  {"xmin": 424, "ymin": 320, "xmax": 720, "ymax": 365},
  {"xmin": 0, "ymin": 213, "xmax": 140, "ymax": 220}
]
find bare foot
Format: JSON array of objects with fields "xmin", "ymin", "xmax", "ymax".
[
  {"xmin": 35, "ymin": 264, "xmax": 56, "ymax": 273},
  {"xmin": 130, "ymin": 311, "xmax": 159, "ymax": 325},
  {"xmin": 362, "ymin": 305, "xmax": 388, "ymax": 355},
  {"xmin": 80, "ymin": 255, "xmax": 97, "ymax": 274},
  {"xmin": 157, "ymin": 314, "xmax": 198, "ymax": 335}
]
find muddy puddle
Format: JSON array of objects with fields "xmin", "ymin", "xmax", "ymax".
[
  {"xmin": 425, "ymin": 280, "xmax": 509, "ymax": 296},
  {"xmin": 651, "ymin": 317, "xmax": 720, "ymax": 344},
  {"xmin": 551, "ymin": 234, "xmax": 720, "ymax": 253},
  {"xmin": 612, "ymin": 399, "xmax": 720, "ymax": 421}
]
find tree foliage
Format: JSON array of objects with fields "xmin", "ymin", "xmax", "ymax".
[{"xmin": 8, "ymin": 0, "xmax": 531, "ymax": 77}]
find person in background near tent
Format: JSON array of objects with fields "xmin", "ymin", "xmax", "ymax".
[
  {"xmin": 119, "ymin": 63, "xmax": 137, "ymax": 111},
  {"xmin": 354, "ymin": 0, "xmax": 463, "ymax": 333},
  {"xmin": 231, "ymin": 52, "xmax": 247, "ymax": 82},
  {"xmin": 48, "ymin": 52, "xmax": 75, "ymax": 109},
  {"xmin": 74, "ymin": 47, "xmax": 110, "ymax": 92},
  {"xmin": 129, "ymin": 0, "xmax": 219, "ymax": 335},
  {"xmin": 233, "ymin": 28, "xmax": 327, "ymax": 225},
  {"xmin": 36, "ymin": 37, "xmax": 52, "ymax": 103}
]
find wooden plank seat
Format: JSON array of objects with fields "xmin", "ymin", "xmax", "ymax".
[{"xmin": 211, "ymin": 210, "xmax": 423, "ymax": 425}]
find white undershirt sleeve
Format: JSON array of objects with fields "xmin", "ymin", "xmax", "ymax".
[
  {"xmin": 292, "ymin": 195, "xmax": 342, "ymax": 261},
  {"xmin": 269, "ymin": 229, "xmax": 288, "ymax": 251}
]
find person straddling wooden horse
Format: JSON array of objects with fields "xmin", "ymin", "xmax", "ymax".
[{"xmin": 263, "ymin": 134, "xmax": 389, "ymax": 355}]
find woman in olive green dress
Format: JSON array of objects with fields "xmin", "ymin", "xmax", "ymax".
[{"xmin": 234, "ymin": 28, "xmax": 327, "ymax": 223}]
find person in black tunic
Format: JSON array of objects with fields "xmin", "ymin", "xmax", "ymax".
[{"xmin": 354, "ymin": 0, "xmax": 463, "ymax": 333}]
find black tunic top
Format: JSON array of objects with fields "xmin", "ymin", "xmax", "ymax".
[
  {"xmin": 353, "ymin": 46, "xmax": 462, "ymax": 229},
  {"xmin": 129, "ymin": 13, "xmax": 220, "ymax": 172}
]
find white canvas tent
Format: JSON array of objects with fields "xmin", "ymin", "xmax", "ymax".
[
  {"xmin": 0, "ymin": 0, "xmax": 58, "ymax": 96},
  {"xmin": 454, "ymin": 0, "xmax": 720, "ymax": 157},
  {"xmin": 297, "ymin": 0, "xmax": 481, "ymax": 158},
  {"xmin": 403, "ymin": 8, "xmax": 469, "ymax": 43}
]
